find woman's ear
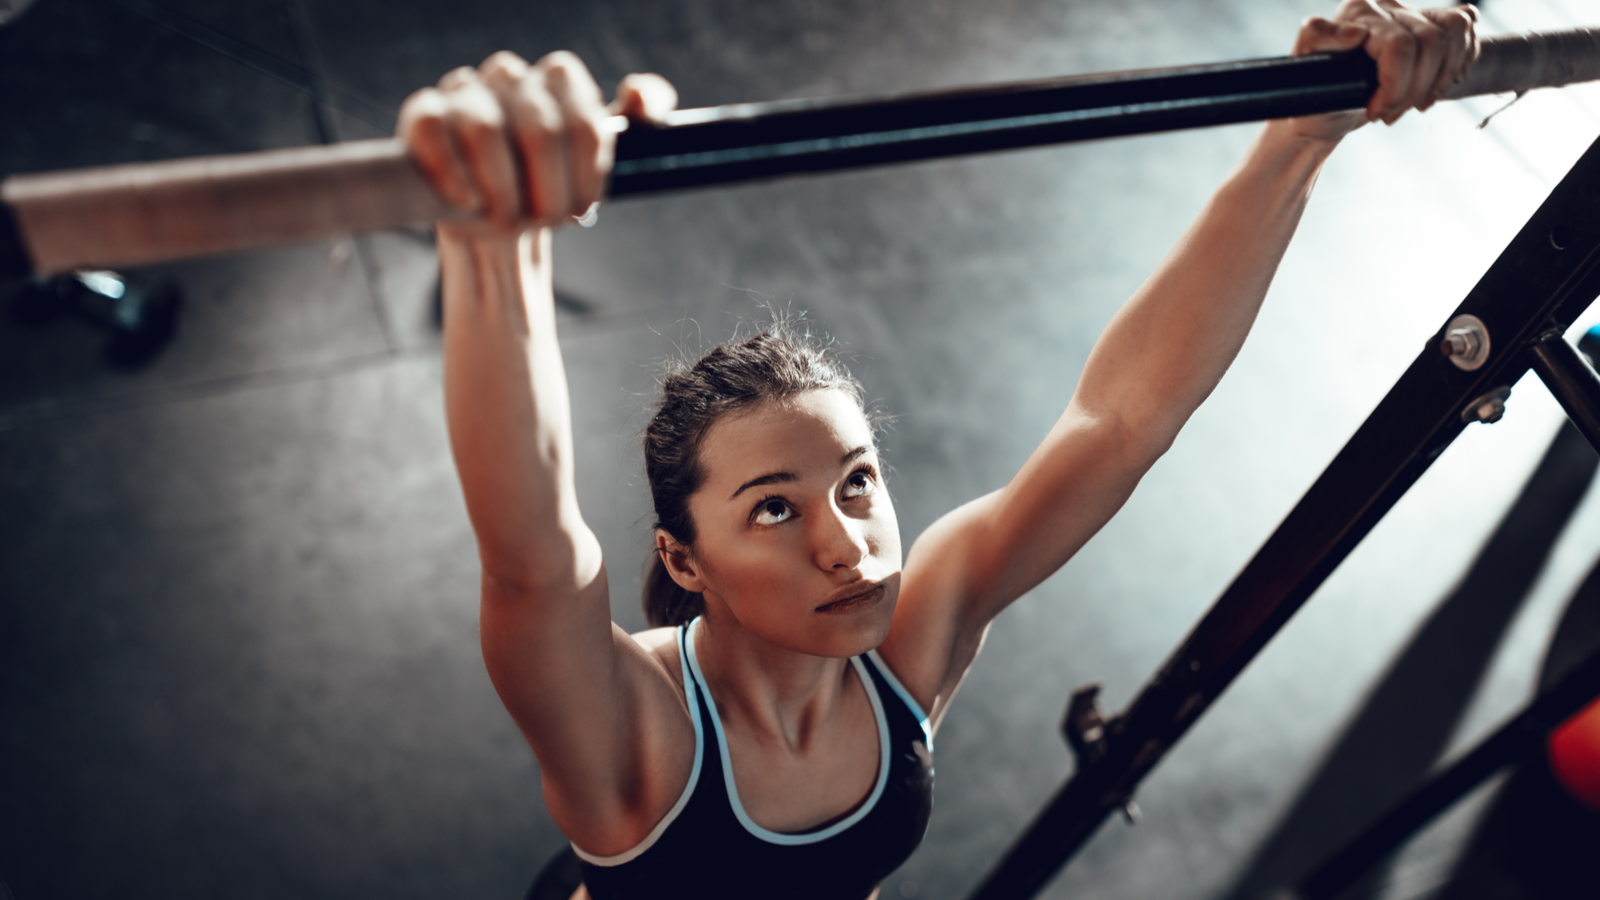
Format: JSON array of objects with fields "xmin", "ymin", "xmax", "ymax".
[{"xmin": 655, "ymin": 530, "xmax": 707, "ymax": 593}]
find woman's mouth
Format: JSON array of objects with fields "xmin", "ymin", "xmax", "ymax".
[{"xmin": 814, "ymin": 583, "xmax": 886, "ymax": 615}]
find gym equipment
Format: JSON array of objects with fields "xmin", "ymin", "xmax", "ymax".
[
  {"xmin": 966, "ymin": 132, "xmax": 1600, "ymax": 900},
  {"xmin": 1288, "ymin": 643, "xmax": 1600, "ymax": 900},
  {"xmin": 3, "ymin": 28, "xmax": 1600, "ymax": 277},
  {"xmin": 1549, "ymin": 695, "xmax": 1600, "ymax": 812},
  {"xmin": 5, "ymin": 17, "xmax": 1600, "ymax": 899},
  {"xmin": 10, "ymin": 270, "xmax": 183, "ymax": 366}
]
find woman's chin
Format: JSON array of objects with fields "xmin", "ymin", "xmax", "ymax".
[{"xmin": 811, "ymin": 593, "xmax": 897, "ymax": 656}]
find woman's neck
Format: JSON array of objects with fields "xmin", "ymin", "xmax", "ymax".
[{"xmin": 693, "ymin": 608, "xmax": 856, "ymax": 755}]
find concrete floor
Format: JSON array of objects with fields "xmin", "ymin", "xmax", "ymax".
[{"xmin": 3, "ymin": 0, "xmax": 1600, "ymax": 898}]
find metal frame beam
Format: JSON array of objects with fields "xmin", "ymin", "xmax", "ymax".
[
  {"xmin": 967, "ymin": 132, "xmax": 1600, "ymax": 900},
  {"xmin": 1529, "ymin": 331, "xmax": 1600, "ymax": 453}
]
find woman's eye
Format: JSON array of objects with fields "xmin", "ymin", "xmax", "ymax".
[
  {"xmin": 752, "ymin": 498, "xmax": 793, "ymax": 526},
  {"xmin": 842, "ymin": 469, "xmax": 876, "ymax": 499}
]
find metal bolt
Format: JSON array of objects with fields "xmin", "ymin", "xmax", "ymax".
[
  {"xmin": 1441, "ymin": 328, "xmax": 1480, "ymax": 359},
  {"xmin": 1440, "ymin": 314, "xmax": 1490, "ymax": 371},
  {"xmin": 1461, "ymin": 386, "xmax": 1512, "ymax": 425}
]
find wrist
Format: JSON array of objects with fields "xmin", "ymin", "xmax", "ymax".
[
  {"xmin": 1266, "ymin": 110, "xmax": 1366, "ymax": 152},
  {"xmin": 436, "ymin": 222, "xmax": 551, "ymax": 270},
  {"xmin": 1251, "ymin": 118, "xmax": 1346, "ymax": 175},
  {"xmin": 435, "ymin": 223, "xmax": 554, "ymax": 312},
  {"xmin": 436, "ymin": 220, "xmax": 538, "ymax": 252}
]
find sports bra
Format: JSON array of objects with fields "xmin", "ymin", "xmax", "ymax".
[{"xmin": 573, "ymin": 617, "xmax": 935, "ymax": 899}]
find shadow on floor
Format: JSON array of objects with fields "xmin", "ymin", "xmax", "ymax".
[
  {"xmin": 1220, "ymin": 420, "xmax": 1600, "ymax": 900},
  {"xmin": 1426, "ymin": 551, "xmax": 1600, "ymax": 900}
]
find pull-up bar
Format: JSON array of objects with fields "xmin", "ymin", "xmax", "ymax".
[
  {"xmin": 967, "ymin": 101, "xmax": 1600, "ymax": 900},
  {"xmin": 2, "ymin": 28, "xmax": 1600, "ymax": 276}
]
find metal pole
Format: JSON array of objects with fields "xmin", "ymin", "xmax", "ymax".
[
  {"xmin": 5, "ymin": 29, "xmax": 1600, "ymax": 276},
  {"xmin": 1528, "ymin": 331, "xmax": 1600, "ymax": 454},
  {"xmin": 966, "ymin": 131, "xmax": 1600, "ymax": 900},
  {"xmin": 1293, "ymin": 646, "xmax": 1600, "ymax": 900},
  {"xmin": 605, "ymin": 51, "xmax": 1377, "ymax": 196}
]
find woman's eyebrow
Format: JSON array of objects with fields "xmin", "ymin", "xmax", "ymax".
[
  {"xmin": 728, "ymin": 447, "xmax": 872, "ymax": 500},
  {"xmin": 730, "ymin": 471, "xmax": 797, "ymax": 500}
]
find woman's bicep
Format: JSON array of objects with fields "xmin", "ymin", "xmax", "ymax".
[
  {"xmin": 478, "ymin": 559, "xmax": 695, "ymax": 852},
  {"xmin": 929, "ymin": 406, "xmax": 1154, "ymax": 611},
  {"xmin": 478, "ymin": 550, "xmax": 620, "ymax": 757},
  {"xmin": 966, "ymin": 404, "xmax": 1158, "ymax": 610},
  {"xmin": 885, "ymin": 406, "xmax": 1157, "ymax": 706}
]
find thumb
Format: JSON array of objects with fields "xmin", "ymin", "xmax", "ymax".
[{"xmin": 609, "ymin": 73, "xmax": 678, "ymax": 124}]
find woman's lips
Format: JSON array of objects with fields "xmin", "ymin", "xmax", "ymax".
[{"xmin": 815, "ymin": 583, "xmax": 886, "ymax": 614}]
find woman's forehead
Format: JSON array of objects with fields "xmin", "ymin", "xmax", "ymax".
[{"xmin": 698, "ymin": 391, "xmax": 874, "ymax": 486}]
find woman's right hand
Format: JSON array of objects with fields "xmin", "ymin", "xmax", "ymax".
[{"xmin": 398, "ymin": 51, "xmax": 678, "ymax": 235}]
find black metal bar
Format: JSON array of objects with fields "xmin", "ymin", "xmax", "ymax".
[
  {"xmin": 966, "ymin": 134, "xmax": 1600, "ymax": 900},
  {"xmin": 607, "ymin": 52, "xmax": 1377, "ymax": 196},
  {"xmin": 1528, "ymin": 332, "xmax": 1600, "ymax": 455},
  {"xmin": 1294, "ymin": 646, "xmax": 1600, "ymax": 900}
]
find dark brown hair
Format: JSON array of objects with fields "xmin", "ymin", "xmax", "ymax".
[{"xmin": 642, "ymin": 321, "xmax": 870, "ymax": 628}]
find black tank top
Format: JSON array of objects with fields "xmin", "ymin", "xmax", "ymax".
[{"xmin": 574, "ymin": 617, "xmax": 935, "ymax": 899}]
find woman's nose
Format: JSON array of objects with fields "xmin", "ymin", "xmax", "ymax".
[{"xmin": 812, "ymin": 504, "xmax": 868, "ymax": 570}]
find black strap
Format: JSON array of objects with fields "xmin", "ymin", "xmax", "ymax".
[{"xmin": 0, "ymin": 198, "xmax": 34, "ymax": 278}]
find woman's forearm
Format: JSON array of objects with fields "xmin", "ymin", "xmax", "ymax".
[
  {"xmin": 1072, "ymin": 120, "xmax": 1340, "ymax": 453},
  {"xmin": 440, "ymin": 225, "xmax": 601, "ymax": 592}
]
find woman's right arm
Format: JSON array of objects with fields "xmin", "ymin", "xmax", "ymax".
[{"xmin": 401, "ymin": 52, "xmax": 692, "ymax": 855}]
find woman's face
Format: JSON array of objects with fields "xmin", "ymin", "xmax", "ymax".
[{"xmin": 673, "ymin": 389, "xmax": 902, "ymax": 658}]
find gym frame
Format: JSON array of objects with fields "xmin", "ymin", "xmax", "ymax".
[{"xmin": 968, "ymin": 127, "xmax": 1600, "ymax": 900}]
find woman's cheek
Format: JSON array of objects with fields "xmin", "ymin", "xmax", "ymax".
[
  {"xmin": 870, "ymin": 502, "xmax": 903, "ymax": 567},
  {"xmin": 734, "ymin": 534, "xmax": 807, "ymax": 595}
]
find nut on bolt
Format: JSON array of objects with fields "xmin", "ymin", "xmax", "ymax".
[
  {"xmin": 1443, "ymin": 328, "xmax": 1480, "ymax": 358},
  {"xmin": 1440, "ymin": 314, "xmax": 1490, "ymax": 371},
  {"xmin": 1461, "ymin": 386, "xmax": 1512, "ymax": 424}
]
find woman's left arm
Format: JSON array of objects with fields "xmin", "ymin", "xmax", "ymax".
[{"xmin": 883, "ymin": 0, "xmax": 1479, "ymax": 724}]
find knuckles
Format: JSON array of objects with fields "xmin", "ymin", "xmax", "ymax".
[
  {"xmin": 513, "ymin": 78, "xmax": 565, "ymax": 139},
  {"xmin": 397, "ymin": 87, "xmax": 447, "ymax": 133},
  {"xmin": 397, "ymin": 49, "xmax": 666, "ymax": 225},
  {"xmin": 481, "ymin": 50, "xmax": 530, "ymax": 82},
  {"xmin": 537, "ymin": 50, "xmax": 588, "ymax": 79}
]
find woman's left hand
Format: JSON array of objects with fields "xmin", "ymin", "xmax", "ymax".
[{"xmin": 1289, "ymin": 0, "xmax": 1480, "ymax": 144}]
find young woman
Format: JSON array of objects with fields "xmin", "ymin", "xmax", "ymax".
[{"xmin": 397, "ymin": 2, "xmax": 1479, "ymax": 897}]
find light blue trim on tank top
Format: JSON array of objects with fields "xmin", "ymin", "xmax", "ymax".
[
  {"xmin": 683, "ymin": 616, "xmax": 891, "ymax": 845},
  {"xmin": 865, "ymin": 649, "xmax": 934, "ymax": 752},
  {"xmin": 570, "ymin": 624, "xmax": 705, "ymax": 867}
]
